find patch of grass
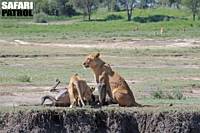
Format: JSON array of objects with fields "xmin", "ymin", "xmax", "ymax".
[
  {"xmin": 151, "ymin": 88, "xmax": 184, "ymax": 100},
  {"xmin": 151, "ymin": 89, "xmax": 164, "ymax": 99},
  {"xmin": 142, "ymin": 97, "xmax": 200, "ymax": 106},
  {"xmin": 105, "ymin": 14, "xmax": 124, "ymax": 21},
  {"xmin": 172, "ymin": 88, "xmax": 184, "ymax": 100},
  {"xmin": 0, "ymin": 8, "xmax": 200, "ymax": 42},
  {"xmin": 17, "ymin": 75, "xmax": 32, "ymax": 83},
  {"xmin": 0, "ymin": 45, "xmax": 199, "ymax": 87}
]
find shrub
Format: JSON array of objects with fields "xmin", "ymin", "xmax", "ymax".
[
  {"xmin": 105, "ymin": 14, "xmax": 123, "ymax": 21},
  {"xmin": 165, "ymin": 92, "xmax": 174, "ymax": 99},
  {"xmin": 172, "ymin": 89, "xmax": 184, "ymax": 100},
  {"xmin": 133, "ymin": 15, "xmax": 175, "ymax": 23},
  {"xmin": 151, "ymin": 88, "xmax": 184, "ymax": 100},
  {"xmin": 18, "ymin": 75, "xmax": 31, "ymax": 82},
  {"xmin": 33, "ymin": 12, "xmax": 48, "ymax": 23},
  {"xmin": 151, "ymin": 89, "xmax": 164, "ymax": 99},
  {"xmin": 113, "ymin": 4, "xmax": 121, "ymax": 12}
]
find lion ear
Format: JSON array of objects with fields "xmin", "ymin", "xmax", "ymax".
[{"xmin": 95, "ymin": 53, "xmax": 100, "ymax": 58}]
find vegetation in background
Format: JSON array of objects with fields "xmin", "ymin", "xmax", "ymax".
[
  {"xmin": 69, "ymin": 0, "xmax": 100, "ymax": 20},
  {"xmin": 0, "ymin": 0, "xmax": 200, "ymax": 21},
  {"xmin": 1, "ymin": 7, "xmax": 200, "ymax": 42},
  {"xmin": 31, "ymin": 0, "xmax": 200, "ymax": 21},
  {"xmin": 105, "ymin": 14, "xmax": 124, "ymax": 20},
  {"xmin": 119, "ymin": 0, "xmax": 136, "ymax": 21},
  {"xmin": 33, "ymin": 12, "xmax": 48, "ymax": 23},
  {"xmin": 34, "ymin": 0, "xmax": 77, "ymax": 17},
  {"xmin": 182, "ymin": 0, "xmax": 200, "ymax": 21}
]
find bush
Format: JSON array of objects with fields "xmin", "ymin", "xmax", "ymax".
[
  {"xmin": 105, "ymin": 14, "xmax": 123, "ymax": 21},
  {"xmin": 59, "ymin": 4, "xmax": 78, "ymax": 17},
  {"xmin": 33, "ymin": 12, "xmax": 48, "ymax": 23},
  {"xmin": 133, "ymin": 15, "xmax": 175, "ymax": 23},
  {"xmin": 151, "ymin": 89, "xmax": 164, "ymax": 99},
  {"xmin": 151, "ymin": 88, "xmax": 184, "ymax": 100},
  {"xmin": 172, "ymin": 89, "xmax": 184, "ymax": 100},
  {"xmin": 113, "ymin": 4, "xmax": 121, "ymax": 12},
  {"xmin": 34, "ymin": 0, "xmax": 78, "ymax": 17},
  {"xmin": 18, "ymin": 75, "xmax": 31, "ymax": 82}
]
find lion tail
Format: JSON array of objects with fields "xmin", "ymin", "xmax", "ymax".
[
  {"xmin": 133, "ymin": 102, "xmax": 143, "ymax": 107},
  {"xmin": 133, "ymin": 102, "xmax": 159, "ymax": 108}
]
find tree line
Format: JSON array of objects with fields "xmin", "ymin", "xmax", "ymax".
[{"xmin": 1, "ymin": 0, "xmax": 199, "ymax": 21}]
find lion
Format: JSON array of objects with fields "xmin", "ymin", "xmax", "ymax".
[
  {"xmin": 83, "ymin": 53, "xmax": 142, "ymax": 107},
  {"xmin": 68, "ymin": 74, "xmax": 95, "ymax": 108},
  {"xmin": 41, "ymin": 78, "xmax": 95, "ymax": 107}
]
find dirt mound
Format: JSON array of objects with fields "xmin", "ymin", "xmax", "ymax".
[{"xmin": 0, "ymin": 109, "xmax": 200, "ymax": 133}]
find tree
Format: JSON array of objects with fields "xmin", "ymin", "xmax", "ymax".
[
  {"xmin": 175, "ymin": 0, "xmax": 182, "ymax": 9},
  {"xmin": 34, "ymin": 0, "xmax": 77, "ymax": 16},
  {"xmin": 158, "ymin": 0, "xmax": 168, "ymax": 7},
  {"xmin": 119, "ymin": 0, "xmax": 136, "ymax": 21},
  {"xmin": 69, "ymin": 0, "xmax": 100, "ymax": 20},
  {"xmin": 104, "ymin": 0, "xmax": 116, "ymax": 11},
  {"xmin": 158, "ymin": 0, "xmax": 181, "ymax": 8},
  {"xmin": 168, "ymin": 0, "xmax": 182, "ymax": 8},
  {"xmin": 183, "ymin": 0, "xmax": 200, "ymax": 21},
  {"xmin": 57, "ymin": 0, "xmax": 77, "ymax": 16}
]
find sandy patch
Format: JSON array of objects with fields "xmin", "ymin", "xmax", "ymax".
[{"xmin": 0, "ymin": 38, "xmax": 199, "ymax": 49}]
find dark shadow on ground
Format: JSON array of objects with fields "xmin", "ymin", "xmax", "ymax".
[{"xmin": 84, "ymin": 14, "xmax": 124, "ymax": 22}]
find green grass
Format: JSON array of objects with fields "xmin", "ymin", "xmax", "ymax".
[
  {"xmin": 0, "ymin": 8, "xmax": 200, "ymax": 42},
  {"xmin": 1, "ymin": 19, "xmax": 200, "ymax": 41},
  {"xmin": 0, "ymin": 7, "xmax": 200, "ymax": 107},
  {"xmin": 93, "ymin": 7, "xmax": 191, "ymax": 19},
  {"xmin": 0, "ymin": 45, "xmax": 199, "ymax": 91},
  {"xmin": 142, "ymin": 97, "xmax": 200, "ymax": 105},
  {"xmin": 2, "ymin": 101, "xmax": 200, "ymax": 113}
]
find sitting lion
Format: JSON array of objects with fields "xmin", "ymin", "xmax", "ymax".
[
  {"xmin": 68, "ymin": 74, "xmax": 95, "ymax": 108},
  {"xmin": 83, "ymin": 53, "xmax": 142, "ymax": 107}
]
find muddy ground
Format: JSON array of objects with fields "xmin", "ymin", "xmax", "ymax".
[{"xmin": 0, "ymin": 109, "xmax": 200, "ymax": 133}]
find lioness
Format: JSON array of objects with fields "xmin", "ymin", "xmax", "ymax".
[
  {"xmin": 83, "ymin": 53, "xmax": 142, "ymax": 107},
  {"xmin": 41, "ymin": 78, "xmax": 95, "ymax": 107},
  {"xmin": 68, "ymin": 74, "xmax": 95, "ymax": 108}
]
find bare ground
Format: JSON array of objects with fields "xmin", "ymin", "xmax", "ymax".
[{"xmin": 1, "ymin": 38, "xmax": 200, "ymax": 49}]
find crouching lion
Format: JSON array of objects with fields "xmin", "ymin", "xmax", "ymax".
[
  {"xmin": 68, "ymin": 73, "xmax": 95, "ymax": 108},
  {"xmin": 41, "ymin": 77, "xmax": 95, "ymax": 107},
  {"xmin": 83, "ymin": 53, "xmax": 142, "ymax": 107}
]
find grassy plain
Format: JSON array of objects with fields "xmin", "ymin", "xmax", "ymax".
[
  {"xmin": 0, "ymin": 43, "xmax": 200, "ymax": 106},
  {"xmin": 0, "ymin": 7, "xmax": 200, "ymax": 108},
  {"xmin": 0, "ymin": 8, "xmax": 200, "ymax": 42}
]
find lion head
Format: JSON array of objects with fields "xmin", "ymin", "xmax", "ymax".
[{"xmin": 83, "ymin": 53, "xmax": 105, "ymax": 69}]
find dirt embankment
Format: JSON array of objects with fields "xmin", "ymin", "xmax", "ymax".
[{"xmin": 0, "ymin": 109, "xmax": 200, "ymax": 133}]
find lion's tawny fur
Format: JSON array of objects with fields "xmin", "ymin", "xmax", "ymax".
[{"xmin": 83, "ymin": 53, "xmax": 141, "ymax": 107}]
